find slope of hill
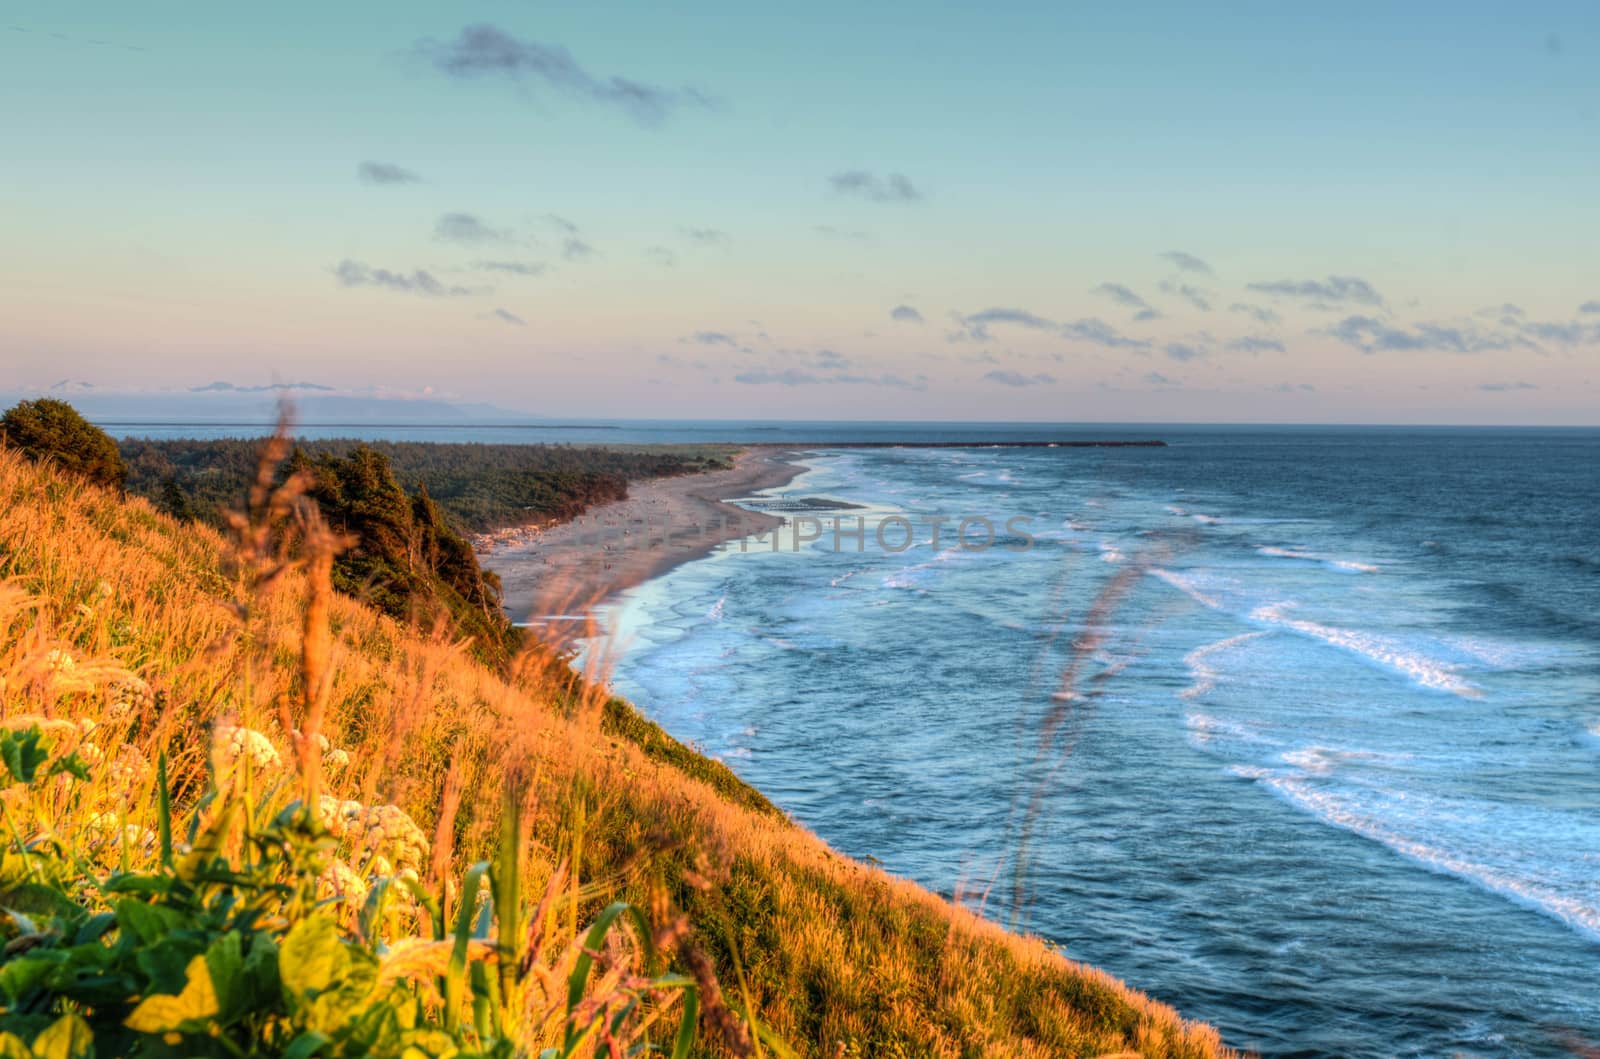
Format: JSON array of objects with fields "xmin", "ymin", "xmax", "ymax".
[{"xmin": 0, "ymin": 445, "xmax": 1236, "ymax": 1057}]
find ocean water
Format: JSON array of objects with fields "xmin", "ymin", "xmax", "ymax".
[{"xmin": 596, "ymin": 429, "xmax": 1600, "ymax": 1058}]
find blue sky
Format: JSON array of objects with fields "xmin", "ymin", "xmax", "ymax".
[{"xmin": 2, "ymin": 1, "xmax": 1598, "ymax": 422}]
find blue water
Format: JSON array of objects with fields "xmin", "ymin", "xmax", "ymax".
[{"xmin": 595, "ymin": 429, "xmax": 1600, "ymax": 1058}]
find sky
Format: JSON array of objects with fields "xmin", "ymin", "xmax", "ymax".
[{"xmin": 2, "ymin": 1, "xmax": 1598, "ymax": 424}]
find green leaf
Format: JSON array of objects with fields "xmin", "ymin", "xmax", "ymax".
[
  {"xmin": 45, "ymin": 754, "xmax": 90, "ymax": 783},
  {"xmin": 282, "ymin": 1030, "xmax": 329, "ymax": 1059},
  {"xmin": 205, "ymin": 931, "xmax": 245, "ymax": 1021},
  {"xmin": 279, "ymin": 915, "xmax": 347, "ymax": 1004},
  {"xmin": 124, "ymin": 954, "xmax": 219, "ymax": 1034},
  {"xmin": 27, "ymin": 1014, "xmax": 91, "ymax": 1059},
  {"xmin": 0, "ymin": 729, "xmax": 50, "ymax": 786}
]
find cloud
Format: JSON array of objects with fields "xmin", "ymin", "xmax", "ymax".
[
  {"xmin": 1229, "ymin": 302, "xmax": 1281, "ymax": 325},
  {"xmin": 190, "ymin": 381, "xmax": 335, "ymax": 393},
  {"xmin": 1060, "ymin": 317, "xmax": 1152, "ymax": 350},
  {"xmin": 545, "ymin": 214, "xmax": 580, "ymax": 234},
  {"xmin": 562, "ymin": 238, "xmax": 596, "ymax": 261},
  {"xmin": 983, "ymin": 370, "xmax": 1056, "ymax": 387},
  {"xmin": 1164, "ymin": 342, "xmax": 1205, "ymax": 362},
  {"xmin": 1092, "ymin": 283, "xmax": 1154, "ymax": 313},
  {"xmin": 1269, "ymin": 382, "xmax": 1317, "ymax": 393},
  {"xmin": 734, "ymin": 367, "xmax": 924, "ymax": 389},
  {"xmin": 1160, "ymin": 281, "xmax": 1213, "ymax": 311},
  {"xmin": 829, "ymin": 170, "xmax": 922, "ymax": 203},
  {"xmin": 1479, "ymin": 302, "xmax": 1526, "ymax": 321},
  {"xmin": 485, "ymin": 308, "xmax": 526, "ymax": 326},
  {"xmin": 681, "ymin": 227, "xmax": 728, "ymax": 245},
  {"xmin": 1478, "ymin": 381, "xmax": 1537, "ymax": 392},
  {"xmin": 960, "ymin": 307, "xmax": 1057, "ymax": 340},
  {"xmin": 417, "ymin": 24, "xmax": 711, "ymax": 124},
  {"xmin": 435, "ymin": 212, "xmax": 509, "ymax": 244},
  {"xmin": 814, "ymin": 225, "xmax": 869, "ymax": 241},
  {"xmin": 1248, "ymin": 275, "xmax": 1384, "ymax": 307},
  {"xmin": 1327, "ymin": 315, "xmax": 1516, "ymax": 354},
  {"xmin": 1227, "ymin": 336, "xmax": 1285, "ymax": 353},
  {"xmin": 358, "ymin": 161, "xmax": 421, "ymax": 185},
  {"xmin": 475, "ymin": 260, "xmax": 546, "ymax": 276},
  {"xmin": 812, "ymin": 349, "xmax": 850, "ymax": 370},
  {"xmin": 688, "ymin": 331, "xmax": 737, "ymax": 347},
  {"xmin": 645, "ymin": 246, "xmax": 677, "ymax": 267},
  {"xmin": 1513, "ymin": 318, "xmax": 1600, "ymax": 345},
  {"xmin": 890, "ymin": 305, "xmax": 924, "ymax": 323},
  {"xmin": 333, "ymin": 260, "xmax": 476, "ymax": 297},
  {"xmin": 1143, "ymin": 372, "xmax": 1177, "ymax": 386},
  {"xmin": 1160, "ymin": 250, "xmax": 1212, "ymax": 274},
  {"xmin": 1580, "ymin": 300, "xmax": 1600, "ymax": 314}
]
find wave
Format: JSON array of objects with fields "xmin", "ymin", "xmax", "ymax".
[
  {"xmin": 1258, "ymin": 545, "xmax": 1379, "ymax": 574},
  {"xmin": 1248, "ymin": 602, "xmax": 1480, "ymax": 698},
  {"xmin": 1256, "ymin": 774, "xmax": 1600, "ymax": 942},
  {"xmin": 1180, "ymin": 631, "xmax": 1270, "ymax": 700}
]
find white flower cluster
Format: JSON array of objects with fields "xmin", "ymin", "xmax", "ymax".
[
  {"xmin": 212, "ymin": 724, "xmax": 282, "ymax": 775},
  {"xmin": 316, "ymin": 796, "xmax": 430, "ymax": 870}
]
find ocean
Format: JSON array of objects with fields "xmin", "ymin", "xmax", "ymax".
[
  {"xmin": 594, "ymin": 427, "xmax": 1600, "ymax": 1058},
  {"xmin": 107, "ymin": 419, "xmax": 1600, "ymax": 1056}
]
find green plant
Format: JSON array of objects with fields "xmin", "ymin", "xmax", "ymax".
[
  {"xmin": 0, "ymin": 725, "xmax": 700, "ymax": 1058},
  {"xmin": 0, "ymin": 400, "xmax": 126, "ymax": 491}
]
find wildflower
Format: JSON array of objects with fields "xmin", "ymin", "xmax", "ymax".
[
  {"xmin": 323, "ymin": 747, "xmax": 350, "ymax": 770},
  {"xmin": 317, "ymin": 795, "xmax": 364, "ymax": 838},
  {"xmin": 212, "ymin": 724, "xmax": 281, "ymax": 778},
  {"xmin": 319, "ymin": 858, "xmax": 369, "ymax": 904}
]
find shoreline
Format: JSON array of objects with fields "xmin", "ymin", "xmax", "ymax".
[{"xmin": 479, "ymin": 447, "xmax": 806, "ymax": 630}]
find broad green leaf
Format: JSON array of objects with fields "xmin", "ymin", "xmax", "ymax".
[
  {"xmin": 28, "ymin": 1014, "xmax": 91, "ymax": 1059},
  {"xmin": 0, "ymin": 728, "xmax": 50, "ymax": 785},
  {"xmin": 205, "ymin": 931, "xmax": 245, "ymax": 1020},
  {"xmin": 280, "ymin": 915, "xmax": 347, "ymax": 1002},
  {"xmin": 45, "ymin": 753, "xmax": 90, "ymax": 783},
  {"xmin": 282, "ymin": 1030, "xmax": 329, "ymax": 1059},
  {"xmin": 124, "ymin": 954, "xmax": 219, "ymax": 1034}
]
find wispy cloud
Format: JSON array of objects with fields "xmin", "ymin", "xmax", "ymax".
[
  {"xmin": 829, "ymin": 170, "xmax": 922, "ymax": 203},
  {"xmin": 485, "ymin": 308, "xmax": 526, "ymax": 326},
  {"xmin": 358, "ymin": 161, "xmax": 422, "ymax": 185},
  {"xmin": 1092, "ymin": 282, "xmax": 1154, "ymax": 314},
  {"xmin": 475, "ymin": 260, "xmax": 546, "ymax": 276},
  {"xmin": 890, "ymin": 305, "xmax": 924, "ymax": 323},
  {"xmin": 645, "ymin": 246, "xmax": 677, "ymax": 267},
  {"xmin": 417, "ymin": 24, "xmax": 712, "ymax": 124},
  {"xmin": 734, "ymin": 367, "xmax": 925, "ymax": 389},
  {"xmin": 333, "ymin": 260, "xmax": 476, "ymax": 297},
  {"xmin": 1479, "ymin": 381, "xmax": 1537, "ymax": 392},
  {"xmin": 681, "ymin": 227, "xmax": 728, "ymax": 245},
  {"xmin": 687, "ymin": 331, "xmax": 737, "ymax": 347},
  {"xmin": 1229, "ymin": 302, "xmax": 1281, "ymax": 326},
  {"xmin": 814, "ymin": 225, "xmax": 869, "ymax": 241},
  {"xmin": 1144, "ymin": 371, "xmax": 1177, "ymax": 386},
  {"xmin": 1160, "ymin": 250, "xmax": 1212, "ymax": 274},
  {"xmin": 1164, "ymin": 342, "xmax": 1205, "ymax": 362},
  {"xmin": 1160, "ymin": 280, "xmax": 1213, "ymax": 312},
  {"xmin": 562, "ymin": 238, "xmax": 596, "ymax": 261},
  {"xmin": 435, "ymin": 212, "xmax": 510, "ymax": 244},
  {"xmin": 1060, "ymin": 317, "xmax": 1152, "ymax": 350},
  {"xmin": 1327, "ymin": 315, "xmax": 1516, "ymax": 354},
  {"xmin": 1248, "ymin": 275, "xmax": 1383, "ymax": 307},
  {"xmin": 1227, "ymin": 336, "xmax": 1285, "ymax": 353},
  {"xmin": 1580, "ymin": 300, "xmax": 1600, "ymax": 314},
  {"xmin": 982, "ymin": 370, "xmax": 1056, "ymax": 387}
]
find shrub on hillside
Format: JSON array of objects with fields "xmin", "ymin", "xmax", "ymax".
[{"xmin": 0, "ymin": 399, "xmax": 126, "ymax": 489}]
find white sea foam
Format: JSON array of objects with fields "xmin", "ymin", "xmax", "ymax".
[
  {"xmin": 1256, "ymin": 775, "xmax": 1600, "ymax": 942},
  {"xmin": 1258, "ymin": 545, "xmax": 1379, "ymax": 574},
  {"xmin": 706, "ymin": 595, "xmax": 726, "ymax": 621},
  {"xmin": 1149, "ymin": 568, "xmax": 1223, "ymax": 609},
  {"xmin": 1248, "ymin": 602, "xmax": 1480, "ymax": 698},
  {"xmin": 1180, "ymin": 631, "xmax": 1269, "ymax": 699}
]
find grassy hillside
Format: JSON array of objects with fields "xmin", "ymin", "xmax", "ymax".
[{"xmin": 0, "ymin": 445, "xmax": 1237, "ymax": 1057}]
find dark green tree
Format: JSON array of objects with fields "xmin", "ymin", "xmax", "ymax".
[{"xmin": 0, "ymin": 398, "xmax": 127, "ymax": 489}]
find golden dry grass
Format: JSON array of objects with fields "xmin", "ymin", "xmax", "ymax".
[{"xmin": 0, "ymin": 444, "xmax": 1239, "ymax": 1058}]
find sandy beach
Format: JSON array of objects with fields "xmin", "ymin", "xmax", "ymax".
[{"xmin": 479, "ymin": 447, "xmax": 804, "ymax": 627}]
